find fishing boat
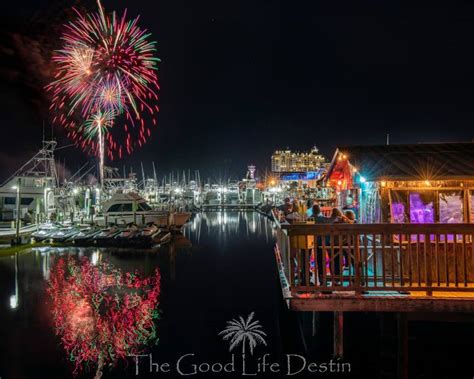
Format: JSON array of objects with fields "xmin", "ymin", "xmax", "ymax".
[{"xmin": 100, "ymin": 192, "xmax": 191, "ymax": 229}]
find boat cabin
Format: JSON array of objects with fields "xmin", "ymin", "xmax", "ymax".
[{"xmin": 101, "ymin": 192, "xmax": 168, "ymax": 226}]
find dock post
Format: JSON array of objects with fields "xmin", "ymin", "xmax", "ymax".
[
  {"xmin": 333, "ymin": 311, "xmax": 344, "ymax": 358},
  {"xmin": 397, "ymin": 313, "xmax": 408, "ymax": 379},
  {"xmin": 312, "ymin": 311, "xmax": 317, "ymax": 337}
]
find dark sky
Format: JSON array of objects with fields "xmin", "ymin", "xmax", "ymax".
[{"xmin": 1, "ymin": 0, "xmax": 474, "ymax": 181}]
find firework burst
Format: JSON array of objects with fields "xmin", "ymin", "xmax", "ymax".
[{"xmin": 48, "ymin": 1, "xmax": 160, "ymax": 160}]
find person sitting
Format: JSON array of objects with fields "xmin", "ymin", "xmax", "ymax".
[
  {"xmin": 343, "ymin": 210, "xmax": 356, "ymax": 223},
  {"xmin": 285, "ymin": 211, "xmax": 302, "ymax": 223},
  {"xmin": 311, "ymin": 204, "xmax": 329, "ymax": 224},
  {"xmin": 342, "ymin": 195, "xmax": 358, "ymax": 220},
  {"xmin": 278, "ymin": 197, "xmax": 293, "ymax": 215},
  {"xmin": 328, "ymin": 208, "xmax": 344, "ymax": 223},
  {"xmin": 306, "ymin": 199, "xmax": 318, "ymax": 217},
  {"xmin": 292, "ymin": 199, "xmax": 300, "ymax": 215}
]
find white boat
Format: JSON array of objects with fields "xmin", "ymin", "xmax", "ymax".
[{"xmin": 100, "ymin": 192, "xmax": 191, "ymax": 228}]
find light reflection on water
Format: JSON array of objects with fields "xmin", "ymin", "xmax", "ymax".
[
  {"xmin": 0, "ymin": 211, "xmax": 277, "ymax": 378},
  {"xmin": 186, "ymin": 211, "xmax": 276, "ymax": 244}
]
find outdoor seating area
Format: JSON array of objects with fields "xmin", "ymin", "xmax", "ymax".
[{"xmin": 274, "ymin": 217, "xmax": 474, "ymax": 312}]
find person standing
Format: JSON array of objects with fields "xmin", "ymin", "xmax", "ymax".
[{"xmin": 313, "ymin": 204, "xmax": 331, "ymax": 287}]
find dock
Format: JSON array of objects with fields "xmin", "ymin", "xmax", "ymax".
[
  {"xmin": 275, "ymin": 222, "xmax": 474, "ymax": 313},
  {"xmin": 273, "ymin": 218, "xmax": 474, "ymax": 366}
]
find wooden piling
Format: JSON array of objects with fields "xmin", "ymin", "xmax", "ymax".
[{"xmin": 333, "ymin": 311, "xmax": 344, "ymax": 358}]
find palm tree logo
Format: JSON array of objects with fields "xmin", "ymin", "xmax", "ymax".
[{"xmin": 218, "ymin": 312, "xmax": 267, "ymax": 355}]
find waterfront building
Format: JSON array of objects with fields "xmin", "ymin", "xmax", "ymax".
[
  {"xmin": 273, "ymin": 142, "xmax": 474, "ymax": 327},
  {"xmin": 270, "ymin": 147, "xmax": 328, "ymax": 189},
  {"xmin": 324, "ymin": 142, "xmax": 474, "ymax": 224},
  {"xmin": 271, "ymin": 146, "xmax": 327, "ymax": 173}
]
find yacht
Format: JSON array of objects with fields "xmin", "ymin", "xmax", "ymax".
[{"xmin": 100, "ymin": 192, "xmax": 191, "ymax": 228}]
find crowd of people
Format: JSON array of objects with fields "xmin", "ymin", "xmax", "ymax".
[
  {"xmin": 277, "ymin": 197, "xmax": 356, "ymax": 225},
  {"xmin": 276, "ymin": 197, "xmax": 358, "ymax": 288}
]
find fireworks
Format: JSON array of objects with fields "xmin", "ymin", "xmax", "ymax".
[
  {"xmin": 48, "ymin": 1, "xmax": 160, "ymax": 161},
  {"xmin": 48, "ymin": 256, "xmax": 161, "ymax": 378}
]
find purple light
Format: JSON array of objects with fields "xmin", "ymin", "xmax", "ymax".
[
  {"xmin": 391, "ymin": 202, "xmax": 406, "ymax": 223},
  {"xmin": 409, "ymin": 192, "xmax": 434, "ymax": 224}
]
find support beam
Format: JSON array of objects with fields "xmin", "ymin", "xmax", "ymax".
[
  {"xmin": 397, "ymin": 313, "xmax": 408, "ymax": 379},
  {"xmin": 333, "ymin": 311, "xmax": 343, "ymax": 358},
  {"xmin": 290, "ymin": 297, "xmax": 474, "ymax": 313}
]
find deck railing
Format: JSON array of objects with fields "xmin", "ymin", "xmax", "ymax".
[{"xmin": 275, "ymin": 222, "xmax": 474, "ymax": 295}]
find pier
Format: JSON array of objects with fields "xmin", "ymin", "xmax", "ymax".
[{"xmin": 275, "ymin": 222, "xmax": 474, "ymax": 312}]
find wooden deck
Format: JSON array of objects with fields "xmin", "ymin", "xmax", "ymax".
[{"xmin": 274, "ymin": 218, "xmax": 474, "ymax": 312}]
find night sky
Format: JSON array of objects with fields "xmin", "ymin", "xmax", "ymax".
[{"xmin": 1, "ymin": 0, "xmax": 474, "ymax": 181}]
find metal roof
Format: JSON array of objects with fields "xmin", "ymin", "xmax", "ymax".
[{"xmin": 330, "ymin": 142, "xmax": 474, "ymax": 181}]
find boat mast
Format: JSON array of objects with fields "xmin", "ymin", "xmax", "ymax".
[{"xmin": 141, "ymin": 162, "xmax": 146, "ymax": 190}]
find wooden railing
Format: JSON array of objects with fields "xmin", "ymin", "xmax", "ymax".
[{"xmin": 275, "ymin": 223, "xmax": 474, "ymax": 295}]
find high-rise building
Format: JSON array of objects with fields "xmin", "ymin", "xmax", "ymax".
[{"xmin": 271, "ymin": 146, "xmax": 327, "ymax": 173}]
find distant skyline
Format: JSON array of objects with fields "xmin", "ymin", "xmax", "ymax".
[{"xmin": 1, "ymin": 0, "xmax": 474, "ymax": 181}]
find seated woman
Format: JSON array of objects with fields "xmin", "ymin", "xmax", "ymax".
[{"xmin": 343, "ymin": 210, "xmax": 356, "ymax": 223}]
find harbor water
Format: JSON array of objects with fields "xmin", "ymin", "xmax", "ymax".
[{"xmin": 0, "ymin": 212, "xmax": 473, "ymax": 379}]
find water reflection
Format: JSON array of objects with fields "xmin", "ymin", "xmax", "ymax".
[
  {"xmin": 9, "ymin": 253, "xmax": 19, "ymax": 310},
  {"xmin": 0, "ymin": 212, "xmax": 276, "ymax": 379},
  {"xmin": 48, "ymin": 256, "xmax": 161, "ymax": 378},
  {"xmin": 187, "ymin": 211, "xmax": 275, "ymax": 244}
]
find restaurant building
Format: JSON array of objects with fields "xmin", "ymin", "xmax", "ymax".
[{"xmin": 325, "ymin": 142, "xmax": 474, "ymax": 224}]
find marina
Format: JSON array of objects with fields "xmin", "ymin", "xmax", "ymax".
[
  {"xmin": 1, "ymin": 1, "xmax": 474, "ymax": 378},
  {"xmin": 0, "ymin": 141, "xmax": 473, "ymax": 379},
  {"xmin": 1, "ymin": 211, "xmax": 474, "ymax": 379}
]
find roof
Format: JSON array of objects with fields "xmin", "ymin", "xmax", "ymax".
[
  {"xmin": 329, "ymin": 143, "xmax": 474, "ymax": 181},
  {"xmin": 101, "ymin": 191, "xmax": 146, "ymax": 208}
]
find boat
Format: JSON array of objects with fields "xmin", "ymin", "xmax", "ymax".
[
  {"xmin": 69, "ymin": 228, "xmax": 102, "ymax": 245},
  {"xmin": 127, "ymin": 224, "xmax": 171, "ymax": 247},
  {"xmin": 114, "ymin": 224, "xmax": 140, "ymax": 242},
  {"xmin": 100, "ymin": 192, "xmax": 169, "ymax": 227},
  {"xmin": 152, "ymin": 230, "xmax": 172, "ymax": 245},
  {"xmin": 31, "ymin": 224, "xmax": 60, "ymax": 242},
  {"xmin": 170, "ymin": 212, "xmax": 192, "ymax": 230},
  {"xmin": 128, "ymin": 224, "xmax": 159, "ymax": 247},
  {"xmin": 100, "ymin": 192, "xmax": 191, "ymax": 229},
  {"xmin": 48, "ymin": 227, "xmax": 81, "ymax": 243},
  {"xmin": 93, "ymin": 226, "xmax": 121, "ymax": 245}
]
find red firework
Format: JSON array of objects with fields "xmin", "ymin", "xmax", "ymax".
[{"xmin": 47, "ymin": 1, "xmax": 160, "ymax": 160}]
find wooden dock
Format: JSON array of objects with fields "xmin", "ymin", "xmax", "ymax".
[{"xmin": 274, "ymin": 220, "xmax": 474, "ymax": 313}]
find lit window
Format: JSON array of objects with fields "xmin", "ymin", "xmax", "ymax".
[{"xmin": 439, "ymin": 191, "xmax": 463, "ymax": 223}]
